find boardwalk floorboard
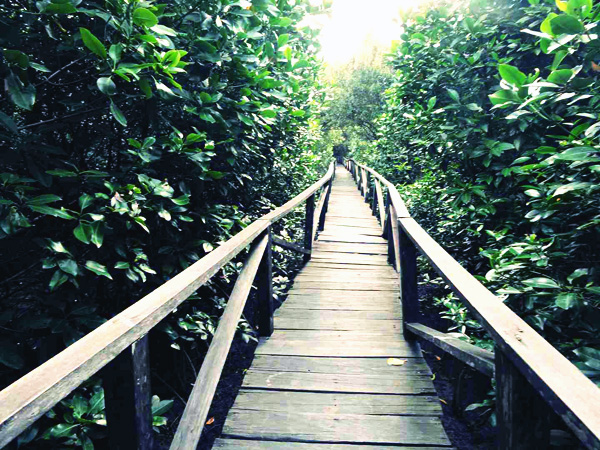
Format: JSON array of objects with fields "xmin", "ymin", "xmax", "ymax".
[{"xmin": 218, "ymin": 166, "xmax": 451, "ymax": 448}]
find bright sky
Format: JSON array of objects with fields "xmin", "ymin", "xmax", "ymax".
[{"xmin": 315, "ymin": 0, "xmax": 425, "ymax": 65}]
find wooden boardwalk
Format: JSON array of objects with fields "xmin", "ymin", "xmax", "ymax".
[{"xmin": 214, "ymin": 168, "xmax": 451, "ymax": 449}]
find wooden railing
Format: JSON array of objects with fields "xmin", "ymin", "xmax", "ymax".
[
  {"xmin": 0, "ymin": 162, "xmax": 336, "ymax": 450},
  {"xmin": 346, "ymin": 159, "xmax": 600, "ymax": 450}
]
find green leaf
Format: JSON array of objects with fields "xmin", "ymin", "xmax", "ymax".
[
  {"xmin": 79, "ymin": 193, "xmax": 94, "ymax": 210},
  {"xmin": 85, "ymin": 260, "xmax": 113, "ymax": 279},
  {"xmin": 115, "ymin": 261, "xmax": 130, "ymax": 269},
  {"xmin": 4, "ymin": 50, "xmax": 29, "ymax": 68},
  {"xmin": 79, "ymin": 28, "xmax": 107, "ymax": 59},
  {"xmin": 133, "ymin": 8, "xmax": 159, "ymax": 27},
  {"xmin": 109, "ymin": 44, "xmax": 122, "ymax": 64},
  {"xmin": 522, "ymin": 277, "xmax": 560, "ymax": 289},
  {"xmin": 567, "ymin": 268, "xmax": 588, "ymax": 283},
  {"xmin": 293, "ymin": 60, "xmax": 310, "ymax": 70},
  {"xmin": 49, "ymin": 269, "xmax": 68, "ymax": 291},
  {"xmin": 277, "ymin": 34, "xmax": 289, "ymax": 47},
  {"xmin": 498, "ymin": 64, "xmax": 526, "ymax": 87},
  {"xmin": 541, "ymin": 13, "xmax": 558, "ymax": 36},
  {"xmin": 90, "ymin": 222, "xmax": 104, "ymax": 248},
  {"xmin": 427, "ymin": 96, "xmax": 437, "ymax": 110},
  {"xmin": 489, "ymin": 89, "xmax": 519, "ymax": 106},
  {"xmin": 151, "ymin": 397, "xmax": 174, "ymax": 416},
  {"xmin": 574, "ymin": 347, "xmax": 600, "ymax": 370},
  {"xmin": 74, "ymin": 223, "xmax": 92, "ymax": 244},
  {"xmin": 6, "ymin": 72, "xmax": 36, "ymax": 110},
  {"xmin": 291, "ymin": 109, "xmax": 306, "ymax": 117},
  {"xmin": 58, "ymin": 259, "xmax": 79, "ymax": 276},
  {"xmin": 48, "ymin": 240, "xmax": 70, "ymax": 254},
  {"xmin": 29, "ymin": 205, "xmax": 75, "ymax": 219},
  {"xmin": 47, "ymin": 169, "xmax": 77, "ymax": 177},
  {"xmin": 555, "ymin": 292, "xmax": 577, "ymax": 309},
  {"xmin": 547, "ymin": 69, "xmax": 573, "ymax": 84},
  {"xmin": 97, "ymin": 77, "xmax": 117, "ymax": 96},
  {"xmin": 27, "ymin": 194, "xmax": 61, "ymax": 205},
  {"xmin": 151, "ymin": 25, "xmax": 178, "ymax": 36},
  {"xmin": 524, "ymin": 189, "xmax": 542, "ymax": 197},
  {"xmin": 260, "ymin": 109, "xmax": 277, "ymax": 118},
  {"xmin": 567, "ymin": 0, "xmax": 593, "ymax": 18},
  {"xmin": 555, "ymin": 147, "xmax": 598, "ymax": 161},
  {"xmin": 110, "ymin": 101, "xmax": 127, "ymax": 126},
  {"xmin": 553, "ymin": 181, "xmax": 591, "ymax": 197},
  {"xmin": 550, "ymin": 14, "xmax": 583, "ymax": 34},
  {"xmin": 446, "ymin": 88, "xmax": 460, "ymax": 102},
  {"xmin": 45, "ymin": 423, "xmax": 79, "ymax": 439},
  {"xmin": 88, "ymin": 390, "xmax": 105, "ymax": 416}
]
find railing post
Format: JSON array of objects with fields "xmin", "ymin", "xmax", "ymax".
[
  {"xmin": 319, "ymin": 179, "xmax": 333, "ymax": 231},
  {"xmin": 303, "ymin": 194, "xmax": 315, "ymax": 263},
  {"xmin": 370, "ymin": 177, "xmax": 377, "ymax": 213},
  {"xmin": 103, "ymin": 336, "xmax": 153, "ymax": 450},
  {"xmin": 495, "ymin": 350, "xmax": 550, "ymax": 450},
  {"xmin": 256, "ymin": 228, "xmax": 274, "ymax": 337},
  {"xmin": 399, "ymin": 225, "xmax": 419, "ymax": 338}
]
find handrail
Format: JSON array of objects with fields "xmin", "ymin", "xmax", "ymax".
[
  {"xmin": 346, "ymin": 159, "xmax": 600, "ymax": 450},
  {"xmin": 0, "ymin": 162, "xmax": 336, "ymax": 449}
]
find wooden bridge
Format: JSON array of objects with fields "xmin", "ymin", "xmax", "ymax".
[
  {"xmin": 214, "ymin": 168, "xmax": 451, "ymax": 448},
  {"xmin": 0, "ymin": 161, "xmax": 599, "ymax": 450}
]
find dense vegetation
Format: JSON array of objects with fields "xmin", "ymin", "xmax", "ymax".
[
  {"xmin": 0, "ymin": 0, "xmax": 330, "ymax": 446},
  {"xmin": 344, "ymin": 0, "xmax": 600, "ymax": 389}
]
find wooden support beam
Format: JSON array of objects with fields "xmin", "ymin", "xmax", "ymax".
[
  {"xmin": 389, "ymin": 203, "xmax": 401, "ymax": 273},
  {"xmin": 272, "ymin": 236, "xmax": 310, "ymax": 255},
  {"xmin": 256, "ymin": 229, "xmax": 274, "ymax": 337},
  {"xmin": 496, "ymin": 349, "xmax": 550, "ymax": 449},
  {"xmin": 303, "ymin": 194, "xmax": 315, "ymax": 263},
  {"xmin": 318, "ymin": 178, "xmax": 333, "ymax": 232},
  {"xmin": 405, "ymin": 323, "xmax": 494, "ymax": 377},
  {"xmin": 375, "ymin": 179, "xmax": 385, "ymax": 231},
  {"xmin": 399, "ymin": 226, "xmax": 419, "ymax": 338},
  {"xmin": 170, "ymin": 234, "xmax": 268, "ymax": 450},
  {"xmin": 103, "ymin": 335, "xmax": 153, "ymax": 450}
]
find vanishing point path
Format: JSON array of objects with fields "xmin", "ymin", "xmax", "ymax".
[{"xmin": 214, "ymin": 167, "xmax": 452, "ymax": 448}]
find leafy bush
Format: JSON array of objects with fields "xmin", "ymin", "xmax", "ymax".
[{"xmin": 350, "ymin": 0, "xmax": 600, "ymax": 384}]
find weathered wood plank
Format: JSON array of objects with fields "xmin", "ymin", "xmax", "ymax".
[
  {"xmin": 272, "ymin": 235, "xmax": 310, "ymax": 255},
  {"xmin": 214, "ymin": 439, "xmax": 451, "ymax": 450},
  {"xmin": 255, "ymin": 340, "xmax": 416, "ymax": 358},
  {"xmin": 274, "ymin": 309, "xmax": 399, "ymax": 321},
  {"xmin": 285, "ymin": 290, "xmax": 399, "ymax": 300},
  {"xmin": 291, "ymin": 281, "xmax": 399, "ymax": 291},
  {"xmin": 242, "ymin": 369, "xmax": 435, "ymax": 394},
  {"xmin": 294, "ymin": 272, "xmax": 398, "ymax": 281},
  {"xmin": 230, "ymin": 389, "xmax": 441, "ymax": 415},
  {"xmin": 406, "ymin": 323, "xmax": 494, "ymax": 377},
  {"xmin": 274, "ymin": 318, "xmax": 403, "ymax": 332},
  {"xmin": 249, "ymin": 355, "xmax": 430, "ymax": 375},
  {"xmin": 222, "ymin": 411, "xmax": 451, "ymax": 446},
  {"xmin": 313, "ymin": 243, "xmax": 388, "ymax": 255}
]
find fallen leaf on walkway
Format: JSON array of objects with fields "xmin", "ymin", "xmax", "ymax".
[
  {"xmin": 387, "ymin": 358, "xmax": 407, "ymax": 366},
  {"xmin": 206, "ymin": 417, "xmax": 215, "ymax": 425}
]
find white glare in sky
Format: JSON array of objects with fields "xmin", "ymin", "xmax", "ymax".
[{"xmin": 316, "ymin": 0, "xmax": 424, "ymax": 65}]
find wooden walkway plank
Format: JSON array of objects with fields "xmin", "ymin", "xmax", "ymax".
[{"xmin": 218, "ymin": 166, "xmax": 451, "ymax": 449}]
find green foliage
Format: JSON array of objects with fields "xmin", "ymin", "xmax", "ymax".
[
  {"xmin": 1, "ymin": 0, "xmax": 330, "ymax": 445},
  {"xmin": 349, "ymin": 0, "xmax": 600, "ymax": 385}
]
